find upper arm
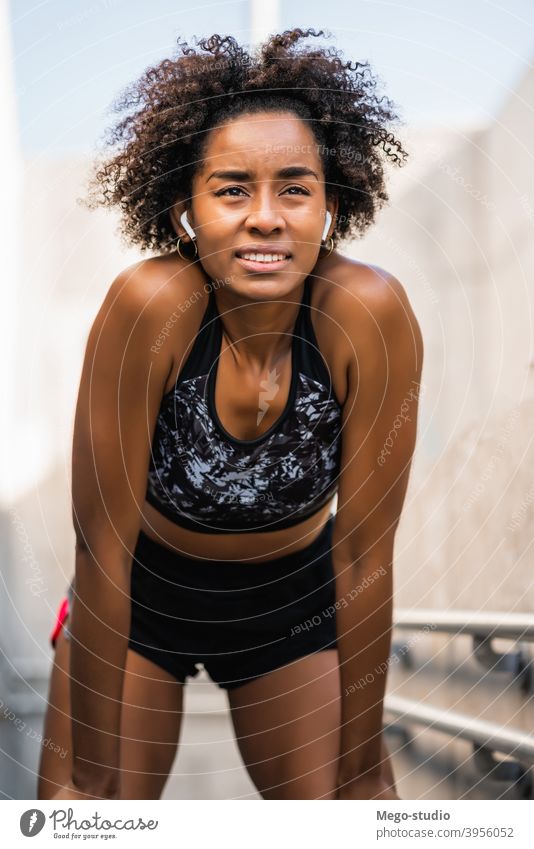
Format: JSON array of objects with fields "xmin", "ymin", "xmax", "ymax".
[
  {"xmin": 71, "ymin": 263, "xmax": 175, "ymax": 561},
  {"xmin": 331, "ymin": 268, "xmax": 424, "ymax": 563}
]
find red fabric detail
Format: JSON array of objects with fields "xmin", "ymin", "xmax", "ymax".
[{"xmin": 50, "ymin": 596, "xmax": 69, "ymax": 649}]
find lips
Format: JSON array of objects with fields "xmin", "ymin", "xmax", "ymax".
[
  {"xmin": 235, "ymin": 245, "xmax": 292, "ymax": 258},
  {"xmin": 235, "ymin": 254, "xmax": 292, "ymax": 272}
]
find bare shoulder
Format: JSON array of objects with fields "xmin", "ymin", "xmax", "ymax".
[
  {"xmin": 317, "ymin": 253, "xmax": 415, "ymax": 323},
  {"xmin": 99, "ymin": 253, "xmax": 210, "ymax": 330},
  {"xmin": 315, "ymin": 252, "xmax": 423, "ymax": 362},
  {"xmin": 84, "ymin": 254, "xmax": 212, "ymax": 398}
]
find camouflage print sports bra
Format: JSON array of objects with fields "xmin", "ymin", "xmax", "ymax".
[{"xmin": 146, "ymin": 277, "xmax": 342, "ymax": 534}]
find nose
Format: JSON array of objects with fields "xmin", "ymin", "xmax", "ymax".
[{"xmin": 245, "ymin": 186, "xmax": 286, "ymax": 233}]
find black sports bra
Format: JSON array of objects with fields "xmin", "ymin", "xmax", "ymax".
[{"xmin": 145, "ymin": 277, "xmax": 343, "ymax": 533}]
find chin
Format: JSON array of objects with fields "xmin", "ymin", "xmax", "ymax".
[{"xmin": 237, "ymin": 276, "xmax": 301, "ymax": 297}]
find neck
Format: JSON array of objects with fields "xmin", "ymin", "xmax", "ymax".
[{"xmin": 214, "ymin": 281, "xmax": 306, "ymax": 369}]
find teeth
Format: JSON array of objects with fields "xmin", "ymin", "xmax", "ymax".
[{"xmin": 240, "ymin": 252, "xmax": 287, "ymax": 263}]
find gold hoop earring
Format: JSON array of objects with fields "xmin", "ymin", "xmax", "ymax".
[
  {"xmin": 176, "ymin": 236, "xmax": 198, "ymax": 259},
  {"xmin": 320, "ymin": 236, "xmax": 334, "ymax": 258}
]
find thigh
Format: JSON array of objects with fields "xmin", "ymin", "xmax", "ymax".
[
  {"xmin": 227, "ymin": 649, "xmax": 341, "ymax": 800},
  {"xmin": 119, "ymin": 648, "xmax": 184, "ymax": 799},
  {"xmin": 37, "ymin": 629, "xmax": 184, "ymax": 800}
]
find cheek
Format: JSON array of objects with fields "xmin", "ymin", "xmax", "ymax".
[
  {"xmin": 298, "ymin": 239, "xmax": 322, "ymax": 258},
  {"xmin": 290, "ymin": 210, "xmax": 324, "ymax": 240},
  {"xmin": 198, "ymin": 219, "xmax": 241, "ymax": 252},
  {"xmin": 200, "ymin": 197, "xmax": 238, "ymax": 225}
]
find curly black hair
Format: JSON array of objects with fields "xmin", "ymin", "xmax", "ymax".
[{"xmin": 84, "ymin": 28, "xmax": 408, "ymax": 253}]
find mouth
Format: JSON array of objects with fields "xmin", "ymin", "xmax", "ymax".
[{"xmin": 234, "ymin": 248, "xmax": 292, "ymax": 273}]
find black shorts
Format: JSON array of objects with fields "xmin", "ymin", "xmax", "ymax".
[{"xmin": 128, "ymin": 516, "xmax": 338, "ymax": 690}]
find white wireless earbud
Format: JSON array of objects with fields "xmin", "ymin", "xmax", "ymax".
[
  {"xmin": 180, "ymin": 210, "xmax": 197, "ymax": 241},
  {"xmin": 322, "ymin": 210, "xmax": 332, "ymax": 242}
]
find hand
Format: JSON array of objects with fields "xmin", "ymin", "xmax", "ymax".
[
  {"xmin": 336, "ymin": 774, "xmax": 401, "ymax": 800},
  {"xmin": 51, "ymin": 779, "xmax": 119, "ymax": 801}
]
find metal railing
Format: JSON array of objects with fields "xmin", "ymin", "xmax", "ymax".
[
  {"xmin": 393, "ymin": 609, "xmax": 534, "ymax": 691},
  {"xmin": 384, "ymin": 695, "xmax": 534, "ymax": 798},
  {"xmin": 385, "ymin": 609, "xmax": 534, "ymax": 798}
]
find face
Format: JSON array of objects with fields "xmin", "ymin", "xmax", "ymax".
[{"xmin": 172, "ymin": 110, "xmax": 337, "ymax": 299}]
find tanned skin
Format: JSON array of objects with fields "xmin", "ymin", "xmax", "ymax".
[{"xmin": 39, "ymin": 111, "xmax": 422, "ymax": 800}]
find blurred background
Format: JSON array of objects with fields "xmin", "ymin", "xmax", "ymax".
[{"xmin": 1, "ymin": 0, "xmax": 534, "ymax": 800}]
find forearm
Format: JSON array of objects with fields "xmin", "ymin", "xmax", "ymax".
[
  {"xmin": 69, "ymin": 546, "xmax": 132, "ymax": 797},
  {"xmin": 333, "ymin": 551, "xmax": 394, "ymax": 783}
]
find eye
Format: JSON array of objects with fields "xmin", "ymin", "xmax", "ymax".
[
  {"xmin": 214, "ymin": 186, "xmax": 248, "ymax": 197},
  {"xmin": 284, "ymin": 185, "xmax": 310, "ymax": 195}
]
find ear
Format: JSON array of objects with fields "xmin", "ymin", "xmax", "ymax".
[
  {"xmin": 169, "ymin": 199, "xmax": 190, "ymax": 237},
  {"xmin": 325, "ymin": 195, "xmax": 339, "ymax": 239}
]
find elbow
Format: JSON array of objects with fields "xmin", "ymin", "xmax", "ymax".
[
  {"xmin": 73, "ymin": 529, "xmax": 135, "ymax": 575},
  {"xmin": 72, "ymin": 512, "xmax": 139, "ymax": 567}
]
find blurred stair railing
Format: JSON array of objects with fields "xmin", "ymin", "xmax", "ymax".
[
  {"xmin": 393, "ymin": 609, "xmax": 534, "ymax": 691},
  {"xmin": 383, "ymin": 695, "xmax": 534, "ymax": 798},
  {"xmin": 385, "ymin": 610, "xmax": 534, "ymax": 799}
]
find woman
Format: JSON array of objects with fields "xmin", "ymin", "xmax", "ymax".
[{"xmin": 38, "ymin": 28, "xmax": 423, "ymax": 800}]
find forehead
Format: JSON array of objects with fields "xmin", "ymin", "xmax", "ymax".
[{"xmin": 198, "ymin": 111, "xmax": 323, "ymax": 176}]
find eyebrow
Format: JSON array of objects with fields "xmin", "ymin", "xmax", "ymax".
[{"xmin": 206, "ymin": 166, "xmax": 320, "ymax": 183}]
